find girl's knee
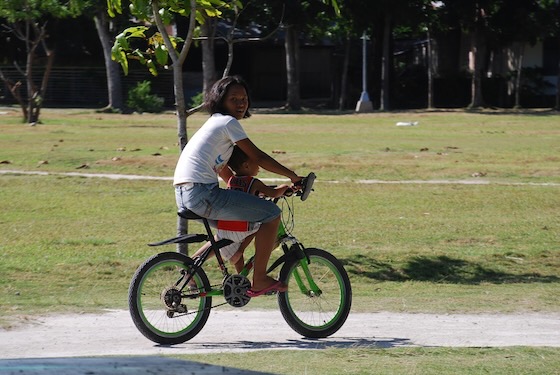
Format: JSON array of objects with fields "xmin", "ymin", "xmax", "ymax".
[{"xmin": 266, "ymin": 215, "xmax": 281, "ymax": 225}]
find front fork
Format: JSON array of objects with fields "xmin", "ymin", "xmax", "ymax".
[
  {"xmin": 240, "ymin": 232, "xmax": 321, "ymax": 297},
  {"xmin": 286, "ymin": 242, "xmax": 322, "ymax": 296}
]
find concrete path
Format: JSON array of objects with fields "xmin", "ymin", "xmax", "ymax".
[{"xmin": 1, "ymin": 309, "xmax": 559, "ymax": 361}]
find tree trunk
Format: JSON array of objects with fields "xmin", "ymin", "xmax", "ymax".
[
  {"xmin": 380, "ymin": 13, "xmax": 391, "ymax": 111},
  {"xmin": 201, "ymin": 17, "xmax": 217, "ymax": 94},
  {"xmin": 25, "ymin": 28, "xmax": 38, "ymax": 124},
  {"xmin": 25, "ymin": 21, "xmax": 54, "ymax": 124},
  {"xmin": 427, "ymin": 27, "xmax": 434, "ymax": 110},
  {"xmin": 338, "ymin": 35, "xmax": 351, "ymax": 111},
  {"xmin": 556, "ymin": 38, "xmax": 560, "ymax": 110},
  {"xmin": 2, "ymin": 19, "xmax": 51, "ymax": 123},
  {"xmin": 514, "ymin": 43, "xmax": 525, "ymax": 109},
  {"xmin": 153, "ymin": 0, "xmax": 197, "ymax": 255},
  {"xmin": 29, "ymin": 48, "xmax": 55, "ymax": 124},
  {"xmin": 285, "ymin": 25, "xmax": 301, "ymax": 110},
  {"xmin": 174, "ymin": 60, "xmax": 189, "ymax": 255},
  {"xmin": 93, "ymin": 11, "xmax": 123, "ymax": 112},
  {"xmin": 469, "ymin": 19, "xmax": 486, "ymax": 108}
]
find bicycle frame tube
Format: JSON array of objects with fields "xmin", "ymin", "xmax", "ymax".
[
  {"xmin": 240, "ymin": 256, "xmax": 254, "ymax": 277},
  {"xmin": 200, "ymin": 289, "xmax": 223, "ymax": 297},
  {"xmin": 201, "ymin": 218, "xmax": 231, "ymax": 277},
  {"xmin": 277, "ymin": 221, "xmax": 287, "ymax": 239}
]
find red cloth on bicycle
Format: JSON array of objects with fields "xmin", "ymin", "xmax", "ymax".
[{"xmin": 217, "ymin": 176, "xmax": 255, "ymax": 231}]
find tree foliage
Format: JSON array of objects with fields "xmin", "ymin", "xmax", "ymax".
[
  {"xmin": 0, "ymin": 0, "xmax": 82, "ymax": 21},
  {"xmin": 108, "ymin": 0, "xmax": 241, "ymax": 76},
  {"xmin": 0, "ymin": 0, "xmax": 84, "ymax": 123},
  {"xmin": 1, "ymin": 0, "xmax": 557, "ymax": 113}
]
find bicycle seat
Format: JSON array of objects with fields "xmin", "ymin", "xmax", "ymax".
[{"xmin": 177, "ymin": 208, "xmax": 204, "ymax": 220}]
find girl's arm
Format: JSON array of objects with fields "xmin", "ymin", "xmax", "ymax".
[
  {"xmin": 218, "ymin": 164, "xmax": 233, "ymax": 184},
  {"xmin": 236, "ymin": 138, "xmax": 301, "ymax": 183}
]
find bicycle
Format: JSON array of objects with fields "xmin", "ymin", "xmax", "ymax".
[{"xmin": 128, "ymin": 173, "xmax": 352, "ymax": 345}]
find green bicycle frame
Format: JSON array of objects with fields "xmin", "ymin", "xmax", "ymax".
[{"xmin": 195, "ymin": 220, "xmax": 320, "ymax": 297}]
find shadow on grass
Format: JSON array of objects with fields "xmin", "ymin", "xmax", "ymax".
[{"xmin": 342, "ymin": 254, "xmax": 560, "ymax": 284}]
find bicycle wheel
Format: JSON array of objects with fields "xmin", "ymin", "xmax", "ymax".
[
  {"xmin": 129, "ymin": 252, "xmax": 212, "ymax": 345},
  {"xmin": 278, "ymin": 247, "xmax": 352, "ymax": 338}
]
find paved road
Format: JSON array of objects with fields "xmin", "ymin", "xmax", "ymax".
[{"xmin": 1, "ymin": 309, "xmax": 559, "ymax": 360}]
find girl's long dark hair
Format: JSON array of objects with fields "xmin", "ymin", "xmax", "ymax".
[{"xmin": 205, "ymin": 75, "xmax": 252, "ymax": 118}]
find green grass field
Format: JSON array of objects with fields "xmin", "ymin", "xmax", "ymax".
[
  {"xmin": 1, "ymin": 107, "xmax": 559, "ymax": 373},
  {"xmin": 184, "ymin": 347, "xmax": 560, "ymax": 375}
]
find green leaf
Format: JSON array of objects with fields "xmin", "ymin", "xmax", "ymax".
[
  {"xmin": 154, "ymin": 44, "xmax": 169, "ymax": 66},
  {"xmin": 106, "ymin": 0, "xmax": 122, "ymax": 18},
  {"xmin": 122, "ymin": 26, "xmax": 149, "ymax": 39},
  {"xmin": 129, "ymin": 0, "xmax": 150, "ymax": 19},
  {"xmin": 111, "ymin": 50, "xmax": 129, "ymax": 75},
  {"xmin": 159, "ymin": 8, "xmax": 174, "ymax": 24},
  {"xmin": 146, "ymin": 59, "xmax": 158, "ymax": 76},
  {"xmin": 204, "ymin": 8, "xmax": 222, "ymax": 17},
  {"xmin": 114, "ymin": 32, "xmax": 130, "ymax": 51}
]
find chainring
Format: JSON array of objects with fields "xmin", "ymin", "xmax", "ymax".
[{"xmin": 223, "ymin": 274, "xmax": 251, "ymax": 307}]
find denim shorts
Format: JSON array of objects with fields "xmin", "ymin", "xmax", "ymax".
[{"xmin": 175, "ymin": 183, "xmax": 281, "ymax": 225}]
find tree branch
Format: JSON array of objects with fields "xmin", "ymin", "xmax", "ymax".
[
  {"xmin": 186, "ymin": 103, "xmax": 204, "ymax": 117},
  {"xmin": 177, "ymin": 0, "xmax": 197, "ymax": 64},
  {"xmin": 0, "ymin": 69, "xmax": 27, "ymax": 120},
  {"xmin": 151, "ymin": 1, "xmax": 179, "ymax": 64}
]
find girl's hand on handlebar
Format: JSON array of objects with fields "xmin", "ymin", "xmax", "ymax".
[
  {"xmin": 283, "ymin": 179, "xmax": 303, "ymax": 197},
  {"xmin": 292, "ymin": 177, "xmax": 305, "ymax": 191},
  {"xmin": 286, "ymin": 182, "xmax": 307, "ymax": 196},
  {"xmin": 290, "ymin": 173, "xmax": 304, "ymax": 185}
]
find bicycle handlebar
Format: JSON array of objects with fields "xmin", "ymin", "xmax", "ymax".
[{"xmin": 285, "ymin": 172, "xmax": 316, "ymax": 201}]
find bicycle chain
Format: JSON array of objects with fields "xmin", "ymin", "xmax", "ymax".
[{"xmin": 176, "ymin": 283, "xmax": 228, "ymax": 316}]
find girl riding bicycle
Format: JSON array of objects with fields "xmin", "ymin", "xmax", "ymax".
[{"xmin": 173, "ymin": 76, "xmax": 302, "ymax": 296}]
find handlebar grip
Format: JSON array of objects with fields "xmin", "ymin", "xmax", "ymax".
[{"xmin": 300, "ymin": 172, "xmax": 316, "ymax": 201}]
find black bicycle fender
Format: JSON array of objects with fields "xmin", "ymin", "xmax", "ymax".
[
  {"xmin": 148, "ymin": 233, "xmax": 208, "ymax": 246},
  {"xmin": 210, "ymin": 238, "xmax": 234, "ymax": 250}
]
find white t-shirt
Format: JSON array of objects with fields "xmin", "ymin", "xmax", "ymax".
[{"xmin": 173, "ymin": 113, "xmax": 248, "ymax": 185}]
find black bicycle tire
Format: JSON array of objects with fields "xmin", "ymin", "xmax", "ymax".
[
  {"xmin": 277, "ymin": 247, "xmax": 352, "ymax": 338},
  {"xmin": 128, "ymin": 251, "xmax": 212, "ymax": 344}
]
